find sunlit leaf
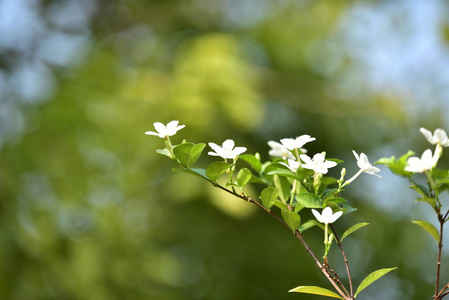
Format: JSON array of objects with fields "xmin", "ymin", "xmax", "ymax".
[
  {"xmin": 236, "ymin": 168, "xmax": 252, "ymax": 187},
  {"xmin": 239, "ymin": 154, "xmax": 262, "ymax": 173},
  {"xmin": 341, "ymin": 223, "xmax": 370, "ymax": 241},
  {"xmin": 206, "ymin": 161, "xmax": 232, "ymax": 182},
  {"xmin": 298, "ymin": 220, "xmax": 316, "ymax": 233},
  {"xmin": 412, "ymin": 220, "xmax": 439, "ymax": 243},
  {"xmin": 267, "ymin": 169, "xmax": 299, "ymax": 180},
  {"xmin": 260, "ymin": 187, "xmax": 279, "ymax": 211},
  {"xmin": 281, "ymin": 209, "xmax": 301, "ymax": 233},
  {"xmin": 376, "ymin": 151, "xmax": 415, "ymax": 177},
  {"xmin": 173, "ymin": 168, "xmax": 208, "ymax": 180},
  {"xmin": 295, "ymin": 193, "xmax": 321, "ymax": 208},
  {"xmin": 409, "ymin": 184, "xmax": 430, "ymax": 198},
  {"xmin": 274, "ymin": 175, "xmax": 290, "ymax": 203},
  {"xmin": 173, "ymin": 142, "xmax": 206, "ymax": 167},
  {"xmin": 415, "ymin": 197, "xmax": 437, "ymax": 209},
  {"xmin": 354, "ymin": 268, "xmax": 397, "ymax": 298},
  {"xmin": 289, "ymin": 286, "xmax": 343, "ymax": 299},
  {"xmin": 156, "ymin": 148, "xmax": 171, "ymax": 157}
]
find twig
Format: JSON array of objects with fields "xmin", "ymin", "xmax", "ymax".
[{"xmin": 331, "ymin": 224, "xmax": 354, "ymax": 298}]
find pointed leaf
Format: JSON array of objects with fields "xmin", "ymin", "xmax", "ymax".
[
  {"xmin": 412, "ymin": 220, "xmax": 439, "ymax": 243},
  {"xmin": 267, "ymin": 169, "xmax": 299, "ymax": 180},
  {"xmin": 173, "ymin": 168, "xmax": 208, "ymax": 180},
  {"xmin": 239, "ymin": 154, "xmax": 262, "ymax": 173},
  {"xmin": 260, "ymin": 187, "xmax": 279, "ymax": 211},
  {"xmin": 281, "ymin": 209, "xmax": 301, "ymax": 233},
  {"xmin": 415, "ymin": 197, "xmax": 437, "ymax": 209},
  {"xmin": 206, "ymin": 161, "xmax": 232, "ymax": 182},
  {"xmin": 296, "ymin": 193, "xmax": 322, "ymax": 208},
  {"xmin": 156, "ymin": 148, "xmax": 171, "ymax": 157},
  {"xmin": 298, "ymin": 220, "xmax": 317, "ymax": 233},
  {"xmin": 341, "ymin": 223, "xmax": 370, "ymax": 241},
  {"xmin": 236, "ymin": 168, "xmax": 252, "ymax": 187},
  {"xmin": 173, "ymin": 143, "xmax": 206, "ymax": 167},
  {"xmin": 274, "ymin": 175, "xmax": 290, "ymax": 203},
  {"xmin": 289, "ymin": 286, "xmax": 343, "ymax": 299},
  {"xmin": 355, "ymin": 268, "xmax": 397, "ymax": 298}
]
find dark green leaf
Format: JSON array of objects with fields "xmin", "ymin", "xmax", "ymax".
[
  {"xmin": 173, "ymin": 143, "xmax": 206, "ymax": 167},
  {"xmin": 354, "ymin": 268, "xmax": 397, "ymax": 298},
  {"xmin": 323, "ymin": 197, "xmax": 347, "ymax": 207},
  {"xmin": 341, "ymin": 223, "xmax": 370, "ymax": 241},
  {"xmin": 412, "ymin": 220, "xmax": 439, "ymax": 243},
  {"xmin": 281, "ymin": 209, "xmax": 301, "ymax": 233},
  {"xmin": 296, "ymin": 193, "xmax": 322, "ymax": 208},
  {"xmin": 289, "ymin": 286, "xmax": 343, "ymax": 299},
  {"xmin": 239, "ymin": 154, "xmax": 262, "ymax": 173},
  {"xmin": 236, "ymin": 168, "xmax": 252, "ymax": 187},
  {"xmin": 206, "ymin": 161, "xmax": 232, "ymax": 182},
  {"xmin": 260, "ymin": 187, "xmax": 279, "ymax": 211},
  {"xmin": 322, "ymin": 177, "xmax": 338, "ymax": 185}
]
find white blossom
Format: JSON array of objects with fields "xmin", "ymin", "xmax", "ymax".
[
  {"xmin": 280, "ymin": 135, "xmax": 316, "ymax": 150},
  {"xmin": 145, "ymin": 120, "xmax": 185, "ymax": 138},
  {"xmin": 280, "ymin": 159, "xmax": 301, "ymax": 172},
  {"xmin": 300, "ymin": 153, "xmax": 337, "ymax": 174},
  {"xmin": 420, "ymin": 128, "xmax": 449, "ymax": 147},
  {"xmin": 311, "ymin": 207, "xmax": 343, "ymax": 224},
  {"xmin": 405, "ymin": 149, "xmax": 438, "ymax": 173},
  {"xmin": 208, "ymin": 139, "xmax": 247, "ymax": 160},
  {"xmin": 352, "ymin": 151, "xmax": 382, "ymax": 178},
  {"xmin": 268, "ymin": 141, "xmax": 296, "ymax": 160}
]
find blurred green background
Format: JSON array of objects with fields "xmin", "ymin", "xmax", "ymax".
[{"xmin": 1, "ymin": 0, "xmax": 449, "ymax": 299}]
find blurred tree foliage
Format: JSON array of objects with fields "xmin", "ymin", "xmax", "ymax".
[{"xmin": 1, "ymin": 0, "xmax": 448, "ymax": 299}]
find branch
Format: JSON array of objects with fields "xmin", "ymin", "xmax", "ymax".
[{"xmin": 331, "ymin": 224, "xmax": 354, "ymax": 298}]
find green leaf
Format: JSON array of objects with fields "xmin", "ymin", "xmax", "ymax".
[
  {"xmin": 239, "ymin": 154, "xmax": 262, "ymax": 173},
  {"xmin": 376, "ymin": 151, "xmax": 415, "ymax": 177},
  {"xmin": 236, "ymin": 168, "xmax": 252, "ymax": 187},
  {"xmin": 156, "ymin": 148, "xmax": 171, "ymax": 157},
  {"xmin": 327, "ymin": 158, "xmax": 344, "ymax": 164},
  {"xmin": 260, "ymin": 187, "xmax": 279, "ymax": 211},
  {"xmin": 289, "ymin": 286, "xmax": 343, "ymax": 299},
  {"xmin": 341, "ymin": 223, "xmax": 370, "ymax": 241},
  {"xmin": 415, "ymin": 197, "xmax": 437, "ymax": 209},
  {"xmin": 322, "ymin": 177, "xmax": 338, "ymax": 185},
  {"xmin": 281, "ymin": 209, "xmax": 301, "ymax": 233},
  {"xmin": 206, "ymin": 161, "xmax": 232, "ymax": 182},
  {"xmin": 173, "ymin": 168, "xmax": 207, "ymax": 180},
  {"xmin": 295, "ymin": 193, "xmax": 322, "ymax": 208},
  {"xmin": 354, "ymin": 268, "xmax": 397, "ymax": 298},
  {"xmin": 298, "ymin": 220, "xmax": 317, "ymax": 233},
  {"xmin": 323, "ymin": 197, "xmax": 347, "ymax": 207},
  {"xmin": 267, "ymin": 169, "xmax": 299, "ymax": 180},
  {"xmin": 412, "ymin": 220, "xmax": 439, "ymax": 243},
  {"xmin": 274, "ymin": 175, "xmax": 291, "ymax": 203},
  {"xmin": 409, "ymin": 184, "xmax": 430, "ymax": 198},
  {"xmin": 173, "ymin": 143, "xmax": 206, "ymax": 167}
]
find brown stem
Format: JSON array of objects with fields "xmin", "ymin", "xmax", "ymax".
[
  {"xmin": 435, "ymin": 216, "xmax": 444, "ymax": 299},
  {"xmin": 210, "ymin": 182, "xmax": 350, "ymax": 299},
  {"xmin": 331, "ymin": 224, "xmax": 354, "ymax": 298},
  {"xmin": 435, "ymin": 282, "xmax": 449, "ymax": 299}
]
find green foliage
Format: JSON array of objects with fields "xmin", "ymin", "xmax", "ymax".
[
  {"xmin": 173, "ymin": 142, "xmax": 206, "ymax": 167},
  {"xmin": 236, "ymin": 168, "xmax": 252, "ymax": 187},
  {"xmin": 239, "ymin": 154, "xmax": 262, "ymax": 173},
  {"xmin": 281, "ymin": 209, "xmax": 301, "ymax": 233},
  {"xmin": 206, "ymin": 161, "xmax": 232, "ymax": 182},
  {"xmin": 289, "ymin": 286, "xmax": 343, "ymax": 299},
  {"xmin": 296, "ymin": 193, "xmax": 322, "ymax": 208},
  {"xmin": 273, "ymin": 175, "xmax": 291, "ymax": 204},
  {"xmin": 412, "ymin": 220, "xmax": 440, "ymax": 243},
  {"xmin": 354, "ymin": 268, "xmax": 397, "ymax": 298},
  {"xmin": 341, "ymin": 223, "xmax": 369, "ymax": 241},
  {"xmin": 260, "ymin": 187, "xmax": 279, "ymax": 211},
  {"xmin": 376, "ymin": 151, "xmax": 415, "ymax": 177}
]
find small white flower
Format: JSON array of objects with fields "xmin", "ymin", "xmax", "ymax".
[
  {"xmin": 208, "ymin": 139, "xmax": 247, "ymax": 160},
  {"xmin": 420, "ymin": 128, "xmax": 449, "ymax": 147},
  {"xmin": 145, "ymin": 120, "xmax": 185, "ymax": 138},
  {"xmin": 352, "ymin": 150, "xmax": 382, "ymax": 178},
  {"xmin": 280, "ymin": 135, "xmax": 316, "ymax": 150},
  {"xmin": 311, "ymin": 207, "xmax": 343, "ymax": 224},
  {"xmin": 280, "ymin": 159, "xmax": 301, "ymax": 172},
  {"xmin": 268, "ymin": 141, "xmax": 296, "ymax": 160},
  {"xmin": 300, "ymin": 153, "xmax": 337, "ymax": 174},
  {"xmin": 405, "ymin": 149, "xmax": 438, "ymax": 173}
]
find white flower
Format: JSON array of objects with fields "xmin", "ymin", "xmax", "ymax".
[
  {"xmin": 208, "ymin": 139, "xmax": 247, "ymax": 159},
  {"xmin": 352, "ymin": 150, "xmax": 382, "ymax": 178},
  {"xmin": 311, "ymin": 207, "xmax": 343, "ymax": 224},
  {"xmin": 405, "ymin": 149, "xmax": 438, "ymax": 173},
  {"xmin": 300, "ymin": 153, "xmax": 337, "ymax": 174},
  {"xmin": 280, "ymin": 135, "xmax": 316, "ymax": 150},
  {"xmin": 280, "ymin": 159, "xmax": 301, "ymax": 172},
  {"xmin": 420, "ymin": 128, "xmax": 449, "ymax": 147},
  {"xmin": 268, "ymin": 141, "xmax": 296, "ymax": 160},
  {"xmin": 145, "ymin": 120, "xmax": 185, "ymax": 138}
]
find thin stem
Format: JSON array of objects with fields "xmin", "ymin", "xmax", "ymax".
[
  {"xmin": 331, "ymin": 224, "xmax": 354, "ymax": 298},
  {"xmin": 342, "ymin": 169, "xmax": 363, "ymax": 188},
  {"xmin": 436, "ymin": 282, "xmax": 449, "ymax": 299},
  {"xmin": 435, "ymin": 216, "xmax": 444, "ymax": 299}
]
